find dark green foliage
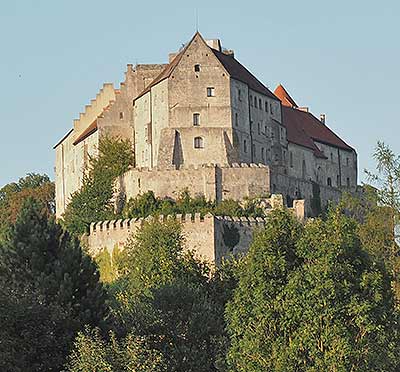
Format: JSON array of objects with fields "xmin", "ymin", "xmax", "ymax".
[
  {"xmin": 222, "ymin": 224, "xmax": 240, "ymax": 251},
  {"xmin": 226, "ymin": 208, "xmax": 399, "ymax": 371},
  {"xmin": 122, "ymin": 190, "xmax": 266, "ymax": 219},
  {"xmin": 70, "ymin": 220, "xmax": 228, "ymax": 372},
  {"xmin": 63, "ymin": 136, "xmax": 134, "ymax": 235},
  {"xmin": 0, "ymin": 286, "xmax": 71, "ymax": 372},
  {"xmin": 0, "ymin": 199, "xmax": 106, "ymax": 371}
]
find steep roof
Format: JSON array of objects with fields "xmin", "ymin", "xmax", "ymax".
[
  {"xmin": 283, "ymin": 106, "xmax": 354, "ymax": 153},
  {"xmin": 211, "ymin": 49, "xmax": 278, "ymax": 100},
  {"xmin": 274, "ymin": 84, "xmax": 298, "ymax": 107},
  {"xmin": 134, "ymin": 32, "xmax": 279, "ymax": 102}
]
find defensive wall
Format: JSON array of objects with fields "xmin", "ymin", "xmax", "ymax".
[
  {"xmin": 85, "ymin": 195, "xmax": 305, "ymax": 265},
  {"xmin": 114, "ymin": 163, "xmax": 341, "ymax": 217}
]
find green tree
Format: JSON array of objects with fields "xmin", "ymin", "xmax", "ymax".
[
  {"xmin": 0, "ymin": 199, "xmax": 107, "ymax": 369},
  {"xmin": 63, "ymin": 136, "xmax": 134, "ymax": 235},
  {"xmin": 226, "ymin": 209, "xmax": 399, "ymax": 371},
  {"xmin": 71, "ymin": 220, "xmax": 227, "ymax": 372},
  {"xmin": 0, "ymin": 173, "xmax": 54, "ymax": 242},
  {"xmin": 66, "ymin": 328, "xmax": 166, "ymax": 372},
  {"xmin": 0, "ymin": 286, "xmax": 71, "ymax": 372}
]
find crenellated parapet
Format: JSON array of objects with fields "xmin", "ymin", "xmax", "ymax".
[{"xmin": 86, "ymin": 195, "xmax": 305, "ymax": 265}]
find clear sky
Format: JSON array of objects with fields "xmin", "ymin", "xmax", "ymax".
[{"xmin": 1, "ymin": 0, "xmax": 399, "ymax": 187}]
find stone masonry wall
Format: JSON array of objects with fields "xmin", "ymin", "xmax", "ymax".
[
  {"xmin": 86, "ymin": 198, "xmax": 305, "ymax": 265},
  {"xmin": 115, "ymin": 163, "xmax": 271, "ymax": 204}
]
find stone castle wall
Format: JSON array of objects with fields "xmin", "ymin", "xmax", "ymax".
[
  {"xmin": 115, "ymin": 163, "xmax": 271, "ymax": 203},
  {"xmin": 86, "ymin": 196, "xmax": 305, "ymax": 265}
]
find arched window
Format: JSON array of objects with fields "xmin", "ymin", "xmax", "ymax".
[
  {"xmin": 193, "ymin": 113, "xmax": 200, "ymax": 126},
  {"xmin": 194, "ymin": 137, "xmax": 204, "ymax": 148}
]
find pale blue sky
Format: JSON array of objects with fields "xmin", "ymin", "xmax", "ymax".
[{"xmin": 1, "ymin": 0, "xmax": 399, "ymax": 187}]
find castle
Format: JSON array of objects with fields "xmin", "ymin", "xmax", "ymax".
[{"xmin": 54, "ymin": 32, "xmax": 358, "ymax": 261}]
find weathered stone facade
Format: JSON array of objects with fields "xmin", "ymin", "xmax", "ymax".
[
  {"xmin": 86, "ymin": 195, "xmax": 305, "ymax": 264},
  {"xmin": 54, "ymin": 32, "xmax": 357, "ymax": 219}
]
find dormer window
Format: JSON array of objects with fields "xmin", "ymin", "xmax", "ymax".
[{"xmin": 194, "ymin": 64, "xmax": 201, "ymax": 72}]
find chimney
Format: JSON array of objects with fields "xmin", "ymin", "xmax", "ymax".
[
  {"xmin": 320, "ymin": 114, "xmax": 326, "ymax": 124},
  {"xmin": 205, "ymin": 39, "xmax": 222, "ymax": 51},
  {"xmin": 222, "ymin": 48, "xmax": 235, "ymax": 58}
]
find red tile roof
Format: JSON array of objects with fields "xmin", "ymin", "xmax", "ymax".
[
  {"xmin": 275, "ymin": 84, "xmax": 355, "ymax": 154},
  {"xmin": 283, "ymin": 106, "xmax": 354, "ymax": 153},
  {"xmin": 73, "ymin": 119, "xmax": 98, "ymax": 146},
  {"xmin": 274, "ymin": 84, "xmax": 298, "ymax": 107}
]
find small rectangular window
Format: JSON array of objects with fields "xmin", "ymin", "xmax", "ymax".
[
  {"xmin": 238, "ymin": 89, "xmax": 242, "ymax": 101},
  {"xmin": 207, "ymin": 87, "xmax": 215, "ymax": 97},
  {"xmin": 270, "ymin": 103, "xmax": 274, "ymax": 114},
  {"xmin": 244, "ymin": 140, "xmax": 247, "ymax": 153},
  {"xmin": 254, "ymin": 96, "xmax": 258, "ymax": 108},
  {"xmin": 250, "ymin": 95, "xmax": 253, "ymax": 106},
  {"xmin": 265, "ymin": 101, "xmax": 268, "ymax": 112},
  {"xmin": 119, "ymin": 112, "xmax": 124, "ymax": 120},
  {"xmin": 194, "ymin": 64, "xmax": 201, "ymax": 72},
  {"xmin": 259, "ymin": 98, "xmax": 262, "ymax": 109},
  {"xmin": 193, "ymin": 113, "xmax": 200, "ymax": 126}
]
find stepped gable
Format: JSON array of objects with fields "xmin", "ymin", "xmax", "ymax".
[
  {"xmin": 73, "ymin": 102, "xmax": 113, "ymax": 145},
  {"xmin": 275, "ymin": 84, "xmax": 354, "ymax": 153}
]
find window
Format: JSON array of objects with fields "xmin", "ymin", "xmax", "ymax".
[
  {"xmin": 254, "ymin": 96, "xmax": 258, "ymax": 108},
  {"xmin": 259, "ymin": 98, "xmax": 262, "ymax": 109},
  {"xmin": 193, "ymin": 113, "xmax": 200, "ymax": 126},
  {"xmin": 257, "ymin": 123, "xmax": 261, "ymax": 135},
  {"xmin": 194, "ymin": 137, "xmax": 204, "ymax": 148},
  {"xmin": 194, "ymin": 64, "xmax": 201, "ymax": 72},
  {"xmin": 238, "ymin": 89, "xmax": 242, "ymax": 101},
  {"xmin": 265, "ymin": 101, "xmax": 268, "ymax": 112},
  {"xmin": 346, "ymin": 177, "xmax": 350, "ymax": 187},
  {"xmin": 346, "ymin": 157, "xmax": 349, "ymax": 166},
  {"xmin": 119, "ymin": 112, "xmax": 124, "ymax": 120},
  {"xmin": 261, "ymin": 147, "xmax": 265, "ymax": 161},
  {"xmin": 270, "ymin": 103, "xmax": 274, "ymax": 114},
  {"xmin": 337, "ymin": 175, "xmax": 340, "ymax": 186},
  {"xmin": 290, "ymin": 152, "xmax": 293, "ymax": 167},
  {"xmin": 330, "ymin": 153, "xmax": 333, "ymax": 162},
  {"xmin": 252, "ymin": 144, "xmax": 256, "ymax": 157},
  {"xmin": 235, "ymin": 113, "xmax": 238, "ymax": 126},
  {"xmin": 207, "ymin": 87, "xmax": 215, "ymax": 97},
  {"xmin": 327, "ymin": 177, "xmax": 332, "ymax": 187},
  {"xmin": 250, "ymin": 95, "xmax": 253, "ymax": 106},
  {"xmin": 244, "ymin": 140, "xmax": 247, "ymax": 153}
]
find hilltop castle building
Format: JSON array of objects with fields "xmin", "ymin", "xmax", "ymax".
[{"xmin": 54, "ymin": 32, "xmax": 357, "ymax": 222}]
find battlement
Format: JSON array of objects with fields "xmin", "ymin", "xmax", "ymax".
[
  {"xmin": 86, "ymin": 194, "xmax": 305, "ymax": 264},
  {"xmin": 73, "ymin": 83, "xmax": 117, "ymax": 138}
]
